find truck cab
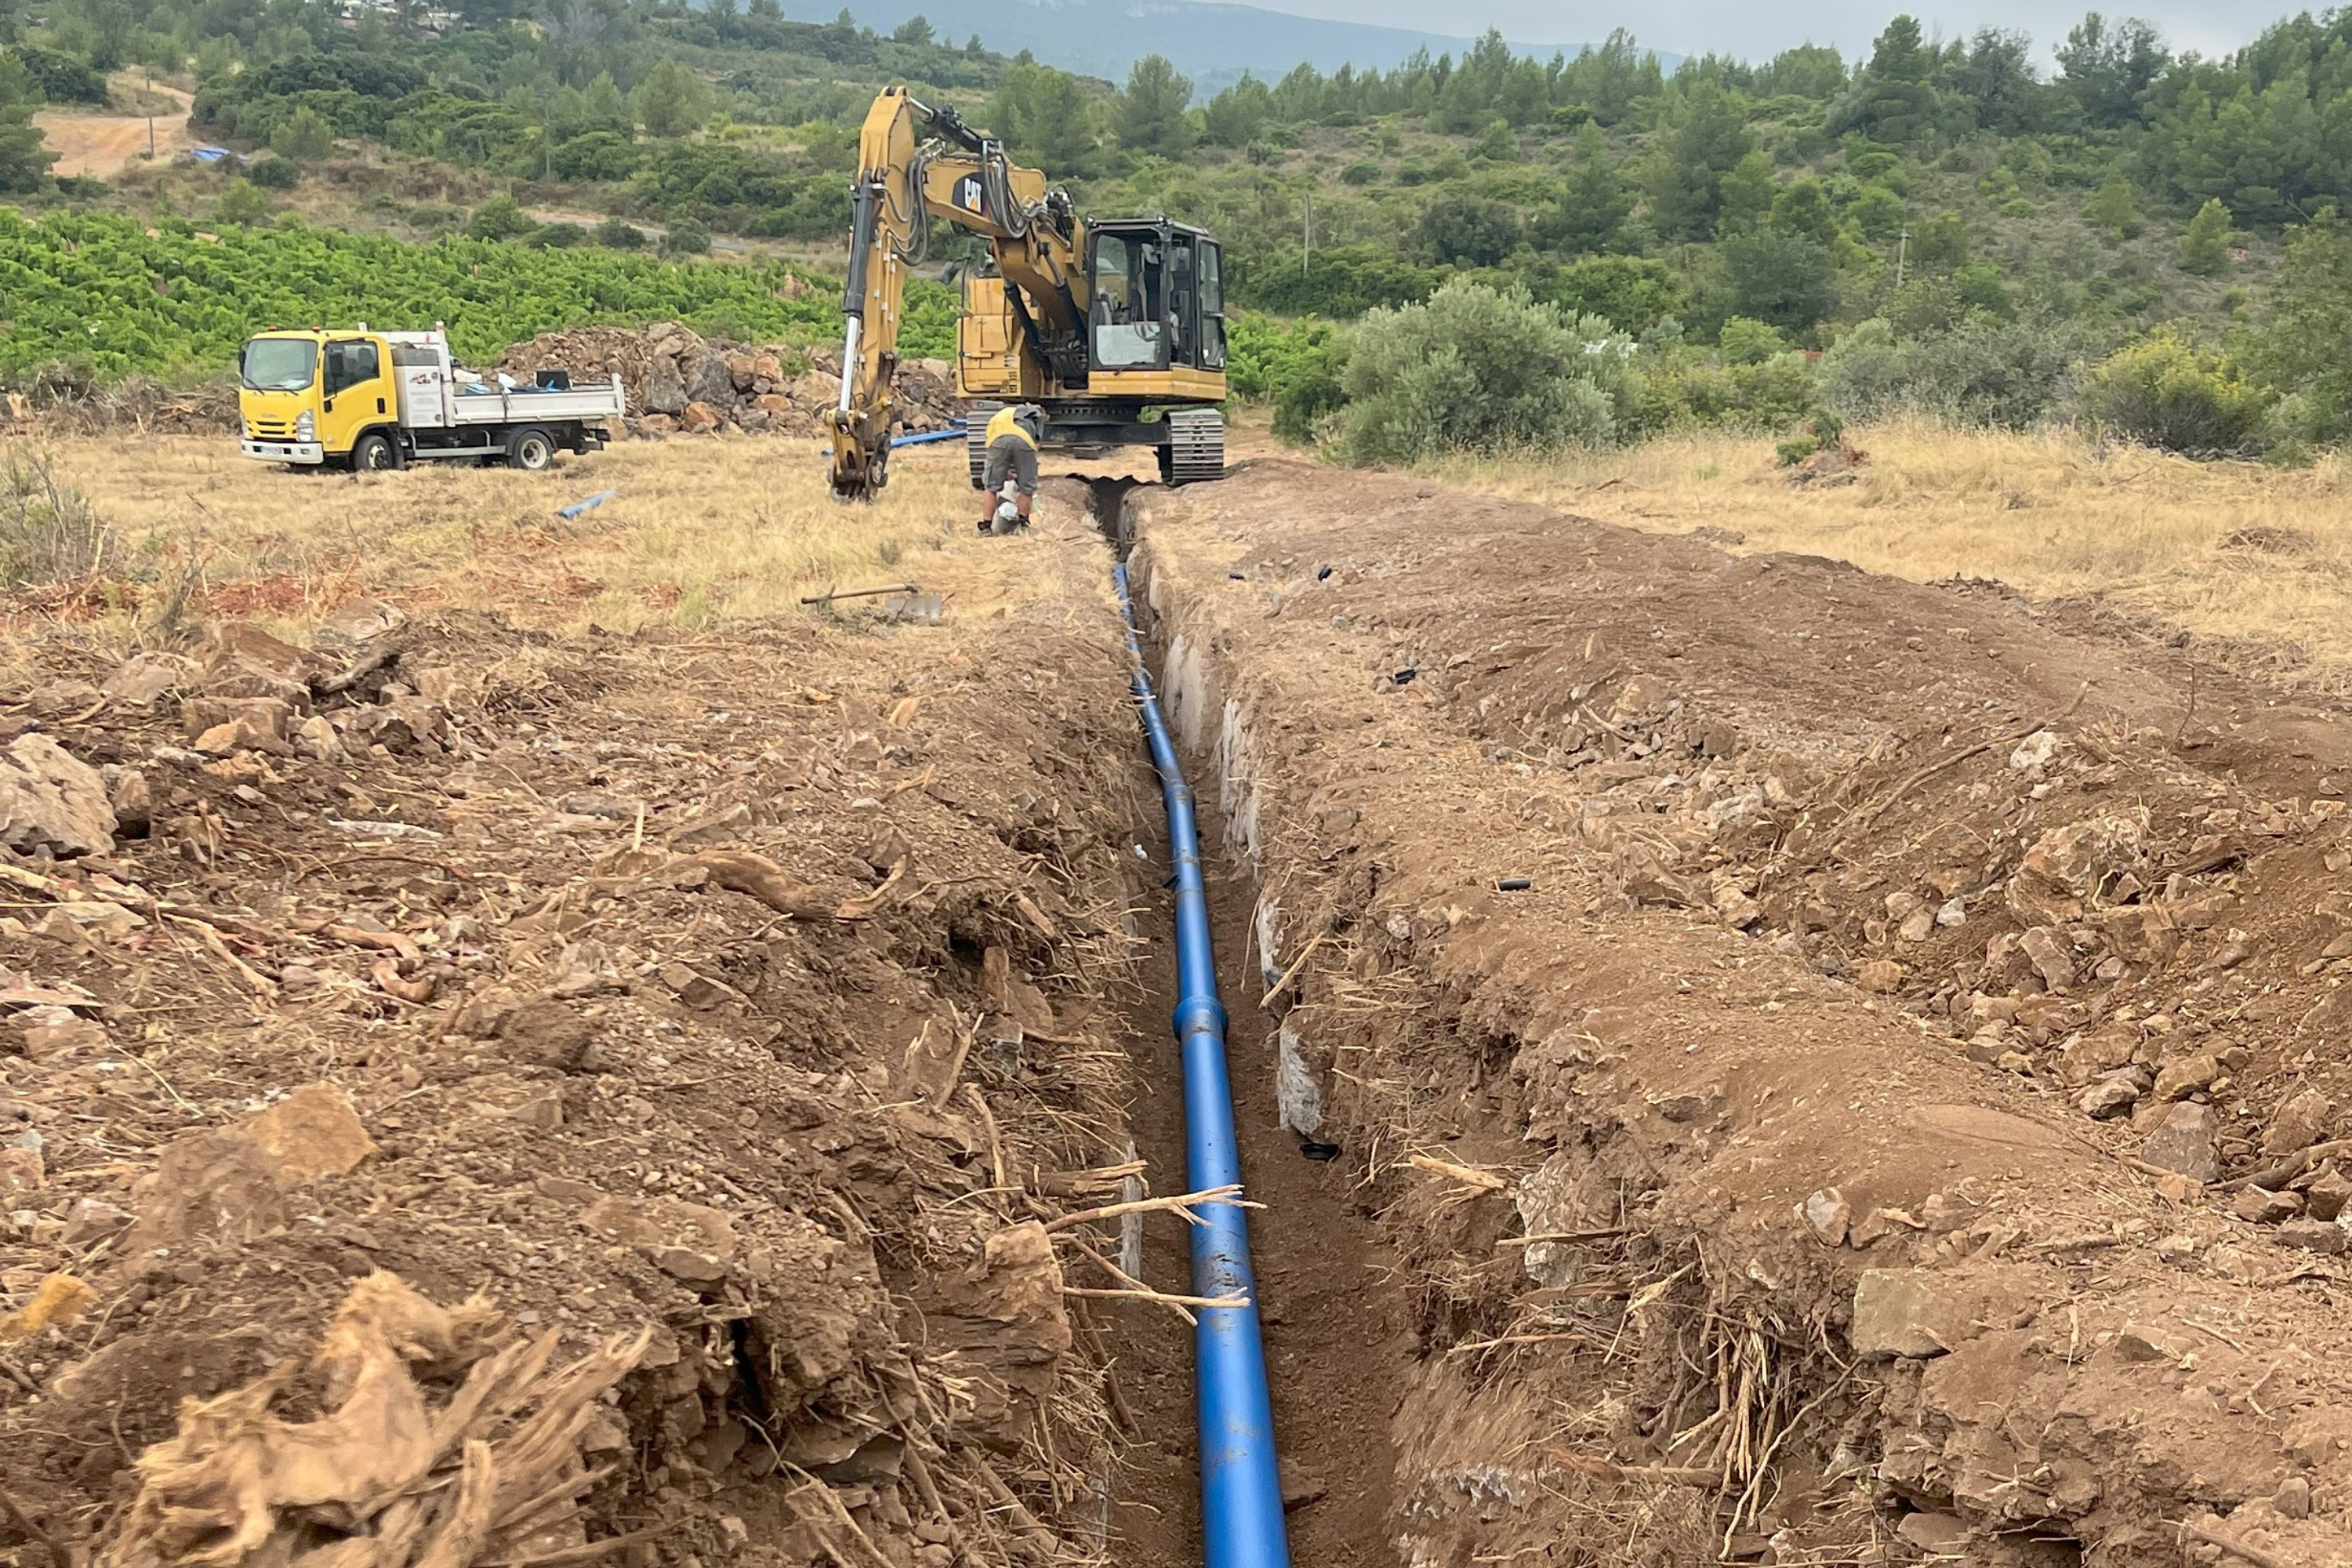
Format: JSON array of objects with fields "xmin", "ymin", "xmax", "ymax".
[
  {"xmin": 238, "ymin": 326, "xmax": 624, "ymax": 472},
  {"xmin": 239, "ymin": 329, "xmax": 395, "ymax": 467}
]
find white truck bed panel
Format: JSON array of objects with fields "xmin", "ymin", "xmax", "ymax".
[{"xmin": 445, "ymin": 386, "xmax": 627, "ymax": 425}]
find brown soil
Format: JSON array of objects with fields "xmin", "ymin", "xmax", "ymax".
[
  {"xmin": 24, "ymin": 438, "xmax": 2352, "ymax": 1568},
  {"xmin": 0, "ymin": 486, "xmax": 1191, "ymax": 1568},
  {"xmin": 1125, "ymin": 459, "xmax": 2352, "ymax": 1568},
  {"xmin": 34, "ymin": 85, "xmax": 193, "ymax": 179}
]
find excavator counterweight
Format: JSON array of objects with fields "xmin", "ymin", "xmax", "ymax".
[{"xmin": 829, "ymin": 87, "xmax": 1229, "ymax": 501}]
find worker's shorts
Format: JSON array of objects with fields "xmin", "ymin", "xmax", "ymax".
[{"xmin": 983, "ymin": 437, "xmax": 1039, "ymax": 496}]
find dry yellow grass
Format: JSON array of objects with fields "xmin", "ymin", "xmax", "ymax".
[
  {"xmin": 1434, "ymin": 420, "xmax": 2352, "ymax": 686},
  {"xmin": 5, "ymin": 430, "xmax": 1022, "ymax": 663}
]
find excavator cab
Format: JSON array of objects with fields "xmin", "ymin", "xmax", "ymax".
[{"xmin": 1084, "ymin": 220, "xmax": 1226, "ymax": 377}]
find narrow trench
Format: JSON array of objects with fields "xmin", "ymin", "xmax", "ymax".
[{"xmin": 1083, "ymin": 477, "xmax": 1414, "ymax": 1568}]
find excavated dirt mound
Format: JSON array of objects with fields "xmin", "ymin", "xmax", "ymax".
[
  {"xmin": 1125, "ymin": 460, "xmax": 2352, "ymax": 1568},
  {"xmin": 0, "ymin": 490, "xmax": 1171, "ymax": 1568},
  {"xmin": 499, "ymin": 325, "xmax": 959, "ymax": 441}
]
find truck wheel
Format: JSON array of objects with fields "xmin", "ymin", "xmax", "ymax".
[
  {"xmin": 352, "ymin": 432, "xmax": 401, "ymax": 472},
  {"xmin": 506, "ymin": 426, "xmax": 557, "ymax": 472}
]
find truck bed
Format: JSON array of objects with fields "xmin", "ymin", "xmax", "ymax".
[{"xmin": 443, "ymin": 384, "xmax": 626, "ymax": 424}]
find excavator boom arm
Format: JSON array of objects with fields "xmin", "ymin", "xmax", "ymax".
[{"xmin": 829, "ymin": 89, "xmax": 1084, "ymax": 500}]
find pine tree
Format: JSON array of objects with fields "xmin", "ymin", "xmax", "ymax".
[
  {"xmin": 632, "ymin": 58, "xmax": 711, "ymax": 139},
  {"xmin": 1642, "ymin": 80, "xmax": 1753, "ymax": 242},
  {"xmin": 2084, "ymin": 173, "xmax": 2142, "ymax": 239},
  {"xmin": 1549, "ymin": 121, "xmax": 1630, "ymax": 254},
  {"xmin": 0, "ymin": 55, "xmax": 55, "ymax": 194},
  {"xmin": 2180, "ymin": 197, "xmax": 2230, "ymax": 274},
  {"xmin": 1715, "ymin": 147, "xmax": 1777, "ymax": 236},
  {"xmin": 1118, "ymin": 55, "xmax": 1193, "ymax": 156}
]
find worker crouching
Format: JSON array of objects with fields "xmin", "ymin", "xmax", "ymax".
[{"xmin": 979, "ymin": 404, "xmax": 1044, "ymax": 534}]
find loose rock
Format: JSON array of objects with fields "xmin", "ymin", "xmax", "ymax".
[{"xmin": 2140, "ymin": 1102, "xmax": 2220, "ymax": 1183}]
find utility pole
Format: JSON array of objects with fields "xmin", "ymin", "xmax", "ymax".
[
  {"xmin": 145, "ymin": 65, "xmax": 155, "ymax": 160},
  {"xmin": 1302, "ymin": 193, "xmax": 1312, "ymax": 278},
  {"xmin": 1895, "ymin": 224, "xmax": 1908, "ymax": 289}
]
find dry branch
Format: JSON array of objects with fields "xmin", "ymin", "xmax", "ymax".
[{"xmin": 1042, "ymin": 1183, "xmax": 1254, "ymax": 1232}]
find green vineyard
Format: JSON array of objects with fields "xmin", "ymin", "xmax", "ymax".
[{"xmin": 0, "ymin": 210, "xmax": 956, "ymax": 381}]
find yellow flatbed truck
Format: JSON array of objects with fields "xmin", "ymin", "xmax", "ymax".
[{"xmin": 238, "ymin": 327, "xmax": 625, "ymax": 471}]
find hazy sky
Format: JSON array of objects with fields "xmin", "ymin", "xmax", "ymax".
[{"xmin": 1251, "ymin": 0, "xmax": 2264, "ymax": 66}]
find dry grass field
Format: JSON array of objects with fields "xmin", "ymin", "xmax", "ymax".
[
  {"xmin": 1436, "ymin": 420, "xmax": 2352, "ymax": 687},
  {"xmin": 0, "ymin": 430, "xmax": 1028, "ymax": 680}
]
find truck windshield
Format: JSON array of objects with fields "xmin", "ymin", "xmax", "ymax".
[{"xmin": 240, "ymin": 339, "xmax": 318, "ymax": 392}]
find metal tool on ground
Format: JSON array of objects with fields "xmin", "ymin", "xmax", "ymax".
[{"xmin": 798, "ymin": 583, "xmax": 920, "ymax": 606}]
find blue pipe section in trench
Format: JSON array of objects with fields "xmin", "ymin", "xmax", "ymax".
[{"xmin": 1112, "ymin": 561, "xmax": 1293, "ymax": 1568}]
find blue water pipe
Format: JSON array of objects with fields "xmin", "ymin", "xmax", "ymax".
[
  {"xmin": 555, "ymin": 488, "xmax": 619, "ymax": 519},
  {"xmin": 889, "ymin": 421, "xmax": 967, "ymax": 448},
  {"xmin": 1112, "ymin": 562, "xmax": 1293, "ymax": 1568}
]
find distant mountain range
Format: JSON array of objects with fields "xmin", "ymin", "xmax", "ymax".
[{"xmin": 819, "ymin": 0, "xmax": 1679, "ymax": 93}]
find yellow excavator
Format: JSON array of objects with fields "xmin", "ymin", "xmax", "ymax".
[{"xmin": 829, "ymin": 87, "xmax": 1229, "ymax": 500}]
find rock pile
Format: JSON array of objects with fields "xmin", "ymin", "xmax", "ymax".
[{"xmin": 497, "ymin": 321, "xmax": 961, "ymax": 441}]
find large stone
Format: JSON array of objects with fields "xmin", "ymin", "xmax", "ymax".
[
  {"xmin": 2099, "ymin": 903, "xmax": 2180, "ymax": 965},
  {"xmin": 2140, "ymin": 1102, "xmax": 2220, "ymax": 1183},
  {"xmin": 183, "ymin": 695, "xmax": 294, "ymax": 754},
  {"xmin": 2152, "ymin": 1053, "xmax": 2219, "ymax": 1102},
  {"xmin": 1851, "ymin": 1269, "xmax": 2004, "ymax": 1359},
  {"xmin": 2263, "ymin": 1087, "xmax": 2336, "ymax": 1156},
  {"xmin": 2078, "ymin": 1075, "xmax": 2141, "ymax": 1120},
  {"xmin": 2018, "ymin": 926, "xmax": 2077, "ymax": 991},
  {"xmin": 2009, "ymin": 815, "xmax": 2147, "ymax": 924},
  {"xmin": 679, "ymin": 400, "xmax": 724, "ymax": 434},
  {"xmin": 725, "ymin": 351, "xmax": 757, "ymax": 390},
  {"xmin": 687, "ymin": 350, "xmax": 736, "ymax": 408},
  {"xmin": 122, "ymin": 1083, "xmax": 377, "ymax": 1259},
  {"xmin": 0, "ymin": 733, "xmax": 116, "ymax": 856},
  {"xmin": 644, "ymin": 357, "xmax": 688, "ymax": 415}
]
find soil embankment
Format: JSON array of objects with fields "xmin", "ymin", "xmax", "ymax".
[
  {"xmin": 1124, "ymin": 459, "xmax": 2352, "ymax": 1567},
  {"xmin": 0, "ymin": 485, "xmax": 1181, "ymax": 1568},
  {"xmin": 21, "ymin": 444, "xmax": 2352, "ymax": 1568}
]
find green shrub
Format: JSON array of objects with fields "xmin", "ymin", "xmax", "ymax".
[
  {"xmin": 1776, "ymin": 410, "xmax": 1846, "ymax": 466},
  {"xmin": 214, "ymin": 180, "xmax": 275, "ymax": 227},
  {"xmin": 1819, "ymin": 315, "xmax": 2085, "ymax": 430},
  {"xmin": 2078, "ymin": 327, "xmax": 2274, "ymax": 456},
  {"xmin": 466, "ymin": 192, "xmax": 532, "ymax": 241},
  {"xmin": 1338, "ymin": 161, "xmax": 1380, "ymax": 185},
  {"xmin": 1227, "ymin": 315, "xmax": 1352, "ymax": 441},
  {"xmin": 593, "ymin": 216, "xmax": 648, "ymax": 250},
  {"xmin": 247, "ymin": 155, "xmax": 300, "ymax": 189},
  {"xmin": 527, "ymin": 222, "xmax": 587, "ymax": 248},
  {"xmin": 9, "ymin": 45, "xmax": 105, "ymax": 103},
  {"xmin": 659, "ymin": 216, "xmax": 713, "ymax": 256},
  {"xmin": 1338, "ymin": 278, "xmax": 1635, "ymax": 463},
  {"xmin": 1632, "ymin": 350, "xmax": 1818, "ymax": 436},
  {"xmin": 1718, "ymin": 316, "xmax": 1785, "ymax": 365}
]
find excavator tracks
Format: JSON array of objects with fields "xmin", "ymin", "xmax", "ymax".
[
  {"xmin": 965, "ymin": 401, "xmax": 1001, "ymax": 489},
  {"xmin": 1163, "ymin": 408, "xmax": 1225, "ymax": 486}
]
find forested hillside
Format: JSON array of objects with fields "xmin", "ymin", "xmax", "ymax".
[{"xmin": 0, "ymin": 0, "xmax": 2347, "ymax": 453}]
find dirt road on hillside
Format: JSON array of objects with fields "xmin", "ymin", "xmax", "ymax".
[{"xmin": 34, "ymin": 84, "xmax": 194, "ymax": 178}]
